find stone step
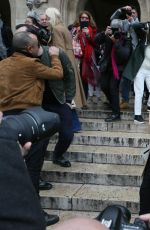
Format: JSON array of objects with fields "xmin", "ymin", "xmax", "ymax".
[
  {"xmin": 50, "ymin": 131, "xmax": 150, "ymax": 148},
  {"xmin": 40, "ymin": 183, "xmax": 139, "ymax": 214},
  {"xmin": 77, "ymin": 109, "xmax": 149, "ymax": 121},
  {"xmin": 46, "ymin": 144, "xmax": 146, "ymax": 165},
  {"xmin": 80, "ymin": 118, "xmax": 150, "ymax": 133},
  {"xmin": 46, "ymin": 209, "xmax": 138, "ymax": 230},
  {"xmin": 41, "ymin": 161, "xmax": 143, "ymax": 187}
]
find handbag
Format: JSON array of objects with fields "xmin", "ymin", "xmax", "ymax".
[{"xmin": 72, "ymin": 38, "xmax": 83, "ymax": 58}]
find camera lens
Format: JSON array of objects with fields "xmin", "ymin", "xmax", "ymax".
[{"xmin": 3, "ymin": 107, "xmax": 60, "ymax": 145}]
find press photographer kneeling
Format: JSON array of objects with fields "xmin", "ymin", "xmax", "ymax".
[{"xmin": 0, "ymin": 108, "xmax": 60, "ymax": 230}]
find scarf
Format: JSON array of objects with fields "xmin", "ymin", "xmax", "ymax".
[{"xmin": 111, "ymin": 45, "xmax": 119, "ymax": 80}]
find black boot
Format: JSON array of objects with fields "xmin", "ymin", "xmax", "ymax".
[
  {"xmin": 39, "ymin": 178, "xmax": 52, "ymax": 190},
  {"xmin": 105, "ymin": 114, "xmax": 120, "ymax": 122},
  {"xmin": 53, "ymin": 155, "xmax": 71, "ymax": 167},
  {"xmin": 43, "ymin": 210, "xmax": 59, "ymax": 226}
]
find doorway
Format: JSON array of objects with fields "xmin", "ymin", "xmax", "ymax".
[
  {"xmin": 84, "ymin": 0, "xmax": 140, "ymax": 30},
  {"xmin": 0, "ymin": 0, "xmax": 11, "ymax": 27}
]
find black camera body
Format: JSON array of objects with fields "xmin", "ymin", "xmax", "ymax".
[
  {"xmin": 110, "ymin": 27, "xmax": 122, "ymax": 39},
  {"xmin": 121, "ymin": 8, "xmax": 132, "ymax": 19},
  {"xmin": 38, "ymin": 27, "xmax": 52, "ymax": 45},
  {"xmin": 96, "ymin": 205, "xmax": 148, "ymax": 230},
  {"xmin": 80, "ymin": 21, "xmax": 89, "ymax": 29},
  {"xmin": 3, "ymin": 107, "xmax": 60, "ymax": 145}
]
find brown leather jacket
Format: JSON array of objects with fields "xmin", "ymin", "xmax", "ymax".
[{"xmin": 0, "ymin": 52, "xmax": 63, "ymax": 111}]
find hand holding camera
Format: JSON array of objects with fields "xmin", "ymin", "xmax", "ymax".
[
  {"xmin": 105, "ymin": 26, "xmax": 113, "ymax": 36},
  {"xmin": 80, "ymin": 21, "xmax": 89, "ymax": 30},
  {"xmin": 122, "ymin": 5, "xmax": 132, "ymax": 11},
  {"xmin": 82, "ymin": 27, "xmax": 89, "ymax": 35},
  {"xmin": 95, "ymin": 205, "xmax": 149, "ymax": 230}
]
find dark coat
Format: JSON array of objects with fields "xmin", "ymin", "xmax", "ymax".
[
  {"xmin": 122, "ymin": 22, "xmax": 148, "ymax": 81},
  {"xmin": 0, "ymin": 123, "xmax": 45, "ymax": 230},
  {"xmin": 1, "ymin": 23, "xmax": 13, "ymax": 56},
  {"xmin": 41, "ymin": 46, "xmax": 76, "ymax": 104},
  {"xmin": 122, "ymin": 41, "xmax": 145, "ymax": 81},
  {"xmin": 94, "ymin": 32, "xmax": 132, "ymax": 74}
]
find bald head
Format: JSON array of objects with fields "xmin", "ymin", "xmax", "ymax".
[
  {"xmin": 13, "ymin": 31, "xmax": 37, "ymax": 50},
  {"xmin": 53, "ymin": 217, "xmax": 108, "ymax": 230},
  {"xmin": 12, "ymin": 31, "xmax": 40, "ymax": 57}
]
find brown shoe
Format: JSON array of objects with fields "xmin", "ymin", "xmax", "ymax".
[{"xmin": 120, "ymin": 101, "xmax": 129, "ymax": 109}]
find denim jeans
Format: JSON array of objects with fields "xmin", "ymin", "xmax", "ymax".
[{"xmin": 120, "ymin": 78, "xmax": 131, "ymax": 102}]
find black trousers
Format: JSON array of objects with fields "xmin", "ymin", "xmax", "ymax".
[
  {"xmin": 43, "ymin": 103, "xmax": 74, "ymax": 159},
  {"xmin": 100, "ymin": 70, "xmax": 121, "ymax": 115},
  {"xmin": 140, "ymin": 156, "xmax": 150, "ymax": 214}
]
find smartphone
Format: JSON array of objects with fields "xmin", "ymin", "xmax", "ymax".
[{"xmin": 80, "ymin": 21, "xmax": 89, "ymax": 29}]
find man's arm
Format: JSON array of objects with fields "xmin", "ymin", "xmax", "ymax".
[{"xmin": 32, "ymin": 47, "xmax": 63, "ymax": 80}]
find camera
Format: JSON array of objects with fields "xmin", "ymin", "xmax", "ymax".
[
  {"xmin": 95, "ymin": 205, "xmax": 148, "ymax": 230},
  {"xmin": 110, "ymin": 27, "xmax": 122, "ymax": 39},
  {"xmin": 121, "ymin": 8, "xmax": 132, "ymax": 19},
  {"xmin": 110, "ymin": 19, "xmax": 123, "ymax": 39},
  {"xmin": 38, "ymin": 27, "xmax": 52, "ymax": 45},
  {"xmin": 80, "ymin": 21, "xmax": 89, "ymax": 29},
  {"xmin": 2, "ymin": 107, "xmax": 60, "ymax": 145}
]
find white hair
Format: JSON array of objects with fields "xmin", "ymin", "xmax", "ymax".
[
  {"xmin": 45, "ymin": 7, "xmax": 62, "ymax": 26},
  {"xmin": 110, "ymin": 19, "xmax": 123, "ymax": 30}
]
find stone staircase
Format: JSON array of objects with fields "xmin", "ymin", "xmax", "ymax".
[{"xmin": 40, "ymin": 99, "xmax": 150, "ymax": 228}]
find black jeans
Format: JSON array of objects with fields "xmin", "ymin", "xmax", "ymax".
[
  {"xmin": 43, "ymin": 103, "xmax": 74, "ymax": 159},
  {"xmin": 140, "ymin": 156, "xmax": 150, "ymax": 214},
  {"xmin": 100, "ymin": 70, "xmax": 121, "ymax": 115},
  {"xmin": 3, "ymin": 109, "xmax": 50, "ymax": 195}
]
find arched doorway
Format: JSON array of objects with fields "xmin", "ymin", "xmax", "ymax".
[
  {"xmin": 84, "ymin": 0, "xmax": 140, "ymax": 30},
  {"xmin": 0, "ymin": 0, "xmax": 11, "ymax": 27}
]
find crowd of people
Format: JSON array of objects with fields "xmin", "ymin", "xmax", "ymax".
[{"xmin": 0, "ymin": 3, "xmax": 150, "ymax": 229}]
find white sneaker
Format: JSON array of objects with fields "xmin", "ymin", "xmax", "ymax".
[{"xmin": 134, "ymin": 115, "xmax": 144, "ymax": 124}]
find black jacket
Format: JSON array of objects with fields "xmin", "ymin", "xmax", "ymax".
[
  {"xmin": 0, "ymin": 123, "xmax": 45, "ymax": 230},
  {"xmin": 94, "ymin": 31, "xmax": 132, "ymax": 73}
]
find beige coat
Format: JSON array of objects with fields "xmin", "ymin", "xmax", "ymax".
[{"xmin": 50, "ymin": 22, "xmax": 87, "ymax": 108}]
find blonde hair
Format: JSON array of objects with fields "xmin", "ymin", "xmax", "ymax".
[{"xmin": 45, "ymin": 7, "xmax": 62, "ymax": 27}]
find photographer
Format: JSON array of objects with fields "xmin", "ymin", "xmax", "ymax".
[
  {"xmin": 38, "ymin": 13, "xmax": 53, "ymax": 45},
  {"xmin": 111, "ymin": 5, "xmax": 139, "ymax": 110},
  {"xmin": 123, "ymin": 22, "xmax": 150, "ymax": 124},
  {"xmin": 94, "ymin": 19, "xmax": 132, "ymax": 122},
  {"xmin": 0, "ymin": 31, "xmax": 63, "ymax": 226},
  {"xmin": 0, "ymin": 112, "xmax": 45, "ymax": 230}
]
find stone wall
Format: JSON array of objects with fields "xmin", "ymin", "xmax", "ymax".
[{"xmin": 9, "ymin": 0, "xmax": 150, "ymax": 32}]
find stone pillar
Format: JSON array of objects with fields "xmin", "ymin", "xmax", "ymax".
[
  {"xmin": 60, "ymin": 0, "xmax": 86, "ymax": 26},
  {"xmin": 138, "ymin": 0, "xmax": 150, "ymax": 21},
  {"xmin": 9, "ymin": 0, "xmax": 29, "ymax": 32}
]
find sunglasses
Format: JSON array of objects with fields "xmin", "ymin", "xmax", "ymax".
[{"xmin": 80, "ymin": 16, "xmax": 89, "ymax": 19}]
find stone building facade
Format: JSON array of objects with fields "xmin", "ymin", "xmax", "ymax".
[{"xmin": 1, "ymin": 0, "xmax": 150, "ymax": 31}]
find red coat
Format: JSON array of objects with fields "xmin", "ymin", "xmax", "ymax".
[{"xmin": 79, "ymin": 26, "xmax": 97, "ymax": 85}]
